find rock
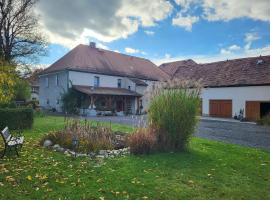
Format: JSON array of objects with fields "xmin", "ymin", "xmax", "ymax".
[
  {"xmin": 57, "ymin": 147, "xmax": 65, "ymax": 153},
  {"xmin": 96, "ymin": 155, "xmax": 105, "ymax": 159},
  {"xmin": 99, "ymin": 150, "xmax": 107, "ymax": 155},
  {"xmin": 88, "ymin": 152, "xmax": 96, "ymax": 158},
  {"xmin": 76, "ymin": 153, "xmax": 87, "ymax": 157},
  {"xmin": 53, "ymin": 144, "xmax": 60, "ymax": 149},
  {"xmin": 43, "ymin": 140, "xmax": 53, "ymax": 148}
]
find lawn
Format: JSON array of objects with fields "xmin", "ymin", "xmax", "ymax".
[{"xmin": 0, "ymin": 116, "xmax": 270, "ymax": 200}]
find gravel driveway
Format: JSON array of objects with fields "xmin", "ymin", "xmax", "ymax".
[{"xmin": 85, "ymin": 115, "xmax": 270, "ymax": 150}]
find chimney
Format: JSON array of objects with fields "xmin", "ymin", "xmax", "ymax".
[{"xmin": 89, "ymin": 42, "xmax": 96, "ymax": 48}]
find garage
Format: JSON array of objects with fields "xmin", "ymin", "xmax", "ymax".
[
  {"xmin": 246, "ymin": 101, "xmax": 270, "ymax": 121},
  {"xmin": 209, "ymin": 100, "xmax": 232, "ymax": 118}
]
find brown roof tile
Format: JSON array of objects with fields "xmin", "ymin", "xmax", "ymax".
[
  {"xmin": 42, "ymin": 44, "xmax": 169, "ymax": 81},
  {"xmin": 160, "ymin": 55, "xmax": 270, "ymax": 87}
]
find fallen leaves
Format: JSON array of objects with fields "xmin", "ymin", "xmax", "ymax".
[
  {"xmin": 5, "ymin": 176, "xmax": 15, "ymax": 182},
  {"xmin": 26, "ymin": 175, "xmax": 32, "ymax": 181}
]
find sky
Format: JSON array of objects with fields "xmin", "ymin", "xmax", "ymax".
[{"xmin": 34, "ymin": 0, "xmax": 270, "ymax": 67}]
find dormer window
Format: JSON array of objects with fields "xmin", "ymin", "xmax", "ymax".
[
  {"xmin": 94, "ymin": 76, "xmax": 100, "ymax": 87},
  {"xmin": 117, "ymin": 79, "xmax": 122, "ymax": 88}
]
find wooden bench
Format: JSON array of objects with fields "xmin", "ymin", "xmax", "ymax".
[{"xmin": 1, "ymin": 127, "xmax": 24, "ymax": 158}]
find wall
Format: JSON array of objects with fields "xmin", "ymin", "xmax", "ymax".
[
  {"xmin": 201, "ymin": 86, "xmax": 270, "ymax": 117},
  {"xmin": 39, "ymin": 71, "xmax": 68, "ymax": 111},
  {"xmin": 69, "ymin": 71, "xmax": 136, "ymax": 90},
  {"xmin": 135, "ymin": 80, "xmax": 156, "ymax": 112}
]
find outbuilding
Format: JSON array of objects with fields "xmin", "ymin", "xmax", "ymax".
[{"xmin": 160, "ymin": 56, "xmax": 270, "ymax": 121}]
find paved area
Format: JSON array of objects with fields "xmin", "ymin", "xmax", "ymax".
[{"xmin": 84, "ymin": 115, "xmax": 270, "ymax": 150}]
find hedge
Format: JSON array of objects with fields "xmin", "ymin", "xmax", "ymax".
[{"xmin": 0, "ymin": 107, "xmax": 34, "ymax": 130}]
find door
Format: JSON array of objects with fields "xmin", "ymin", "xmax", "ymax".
[
  {"xmin": 209, "ymin": 100, "xmax": 232, "ymax": 118},
  {"xmin": 246, "ymin": 101, "xmax": 260, "ymax": 121}
]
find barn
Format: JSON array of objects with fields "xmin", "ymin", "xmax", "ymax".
[{"xmin": 160, "ymin": 56, "xmax": 270, "ymax": 121}]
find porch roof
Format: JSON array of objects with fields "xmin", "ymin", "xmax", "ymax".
[{"xmin": 73, "ymin": 85, "xmax": 142, "ymax": 97}]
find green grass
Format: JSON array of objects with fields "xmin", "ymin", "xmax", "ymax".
[{"xmin": 0, "ymin": 116, "xmax": 270, "ymax": 200}]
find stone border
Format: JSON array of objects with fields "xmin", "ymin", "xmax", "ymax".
[{"xmin": 43, "ymin": 140, "xmax": 130, "ymax": 159}]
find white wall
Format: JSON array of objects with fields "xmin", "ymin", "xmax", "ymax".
[
  {"xmin": 68, "ymin": 71, "xmax": 136, "ymax": 90},
  {"xmin": 39, "ymin": 71, "xmax": 68, "ymax": 111},
  {"xmin": 201, "ymin": 86, "xmax": 270, "ymax": 117}
]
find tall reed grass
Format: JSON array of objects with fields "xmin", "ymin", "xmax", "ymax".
[{"xmin": 147, "ymin": 79, "xmax": 201, "ymax": 151}]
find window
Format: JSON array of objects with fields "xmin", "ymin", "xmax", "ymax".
[
  {"xmin": 128, "ymin": 86, "xmax": 131, "ymax": 90},
  {"xmin": 56, "ymin": 99, "xmax": 60, "ymax": 105},
  {"xmin": 46, "ymin": 99, "xmax": 50, "ymax": 105},
  {"xmin": 117, "ymin": 79, "xmax": 122, "ymax": 88},
  {"xmin": 94, "ymin": 76, "xmax": 100, "ymax": 87},
  {"xmin": 45, "ymin": 77, "xmax": 49, "ymax": 87},
  {"xmin": 55, "ymin": 74, "xmax": 59, "ymax": 86}
]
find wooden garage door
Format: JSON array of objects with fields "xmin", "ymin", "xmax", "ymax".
[
  {"xmin": 246, "ymin": 101, "xmax": 260, "ymax": 121},
  {"xmin": 209, "ymin": 100, "xmax": 232, "ymax": 118}
]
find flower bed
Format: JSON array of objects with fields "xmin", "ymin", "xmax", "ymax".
[{"xmin": 40, "ymin": 119, "xmax": 129, "ymax": 158}]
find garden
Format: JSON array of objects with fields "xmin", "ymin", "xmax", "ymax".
[{"xmin": 0, "ymin": 79, "xmax": 270, "ymax": 199}]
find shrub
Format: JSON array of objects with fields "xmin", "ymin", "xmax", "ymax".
[
  {"xmin": 257, "ymin": 113, "xmax": 270, "ymax": 126},
  {"xmin": 128, "ymin": 128, "xmax": 157, "ymax": 155},
  {"xmin": 0, "ymin": 107, "xmax": 34, "ymax": 130},
  {"xmin": 61, "ymin": 88, "xmax": 80, "ymax": 115},
  {"xmin": 40, "ymin": 119, "xmax": 127, "ymax": 153},
  {"xmin": 147, "ymin": 79, "xmax": 201, "ymax": 151},
  {"xmin": 34, "ymin": 109, "xmax": 46, "ymax": 118}
]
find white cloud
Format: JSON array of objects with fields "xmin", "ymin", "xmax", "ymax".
[
  {"xmin": 144, "ymin": 30, "xmax": 155, "ymax": 36},
  {"xmin": 172, "ymin": 0, "xmax": 270, "ymax": 31},
  {"xmin": 35, "ymin": 0, "xmax": 173, "ymax": 48},
  {"xmin": 244, "ymin": 33, "xmax": 261, "ymax": 50},
  {"xmin": 96, "ymin": 43, "xmax": 109, "ymax": 50},
  {"xmin": 153, "ymin": 39, "xmax": 270, "ymax": 65},
  {"xmin": 172, "ymin": 14, "xmax": 199, "ymax": 31},
  {"xmin": 165, "ymin": 53, "xmax": 171, "ymax": 59},
  {"xmin": 125, "ymin": 47, "xmax": 140, "ymax": 54},
  {"xmin": 228, "ymin": 45, "xmax": 241, "ymax": 51},
  {"xmin": 220, "ymin": 44, "xmax": 241, "ymax": 55},
  {"xmin": 202, "ymin": 0, "xmax": 270, "ymax": 22}
]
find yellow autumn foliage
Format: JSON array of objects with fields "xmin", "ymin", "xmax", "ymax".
[{"xmin": 0, "ymin": 65, "xmax": 17, "ymax": 104}]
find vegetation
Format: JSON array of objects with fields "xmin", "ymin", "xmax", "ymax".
[
  {"xmin": 0, "ymin": 0, "xmax": 47, "ymax": 63},
  {"xmin": 0, "ymin": 65, "xmax": 17, "ymax": 104},
  {"xmin": 257, "ymin": 113, "xmax": 270, "ymax": 126},
  {"xmin": 0, "ymin": 107, "xmax": 33, "ymax": 130},
  {"xmin": 61, "ymin": 88, "xmax": 79, "ymax": 115},
  {"xmin": 13, "ymin": 78, "xmax": 31, "ymax": 101},
  {"xmin": 0, "ymin": 116, "xmax": 269, "ymax": 199},
  {"xmin": 128, "ymin": 128, "xmax": 156, "ymax": 155},
  {"xmin": 130, "ymin": 79, "xmax": 201, "ymax": 154},
  {"xmin": 40, "ymin": 119, "xmax": 127, "ymax": 153}
]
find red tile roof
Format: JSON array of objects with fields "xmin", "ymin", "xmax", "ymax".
[
  {"xmin": 42, "ymin": 44, "xmax": 169, "ymax": 81},
  {"xmin": 73, "ymin": 85, "xmax": 142, "ymax": 97},
  {"xmin": 160, "ymin": 55, "xmax": 270, "ymax": 87}
]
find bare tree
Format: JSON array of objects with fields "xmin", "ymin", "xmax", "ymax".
[{"xmin": 0, "ymin": 0, "xmax": 47, "ymax": 64}]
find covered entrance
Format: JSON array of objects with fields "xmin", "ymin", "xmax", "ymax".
[
  {"xmin": 73, "ymin": 85, "xmax": 142, "ymax": 116},
  {"xmin": 209, "ymin": 100, "xmax": 232, "ymax": 118}
]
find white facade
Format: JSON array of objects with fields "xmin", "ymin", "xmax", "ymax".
[
  {"xmin": 68, "ymin": 71, "xmax": 136, "ymax": 90},
  {"xmin": 201, "ymin": 85, "xmax": 270, "ymax": 117},
  {"xmin": 39, "ymin": 70, "xmax": 153, "ymax": 113}
]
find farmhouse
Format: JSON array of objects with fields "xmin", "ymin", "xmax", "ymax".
[
  {"xmin": 39, "ymin": 42, "xmax": 169, "ymax": 115},
  {"xmin": 160, "ymin": 56, "xmax": 270, "ymax": 121}
]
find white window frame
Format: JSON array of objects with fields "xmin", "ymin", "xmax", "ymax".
[
  {"xmin": 55, "ymin": 74, "xmax": 59, "ymax": 86},
  {"xmin": 117, "ymin": 79, "xmax": 122, "ymax": 88},
  {"xmin": 45, "ymin": 77, "xmax": 49, "ymax": 88},
  {"xmin": 94, "ymin": 76, "xmax": 100, "ymax": 87}
]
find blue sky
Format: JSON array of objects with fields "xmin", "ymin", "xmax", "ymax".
[{"xmin": 36, "ymin": 0, "xmax": 270, "ymax": 66}]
